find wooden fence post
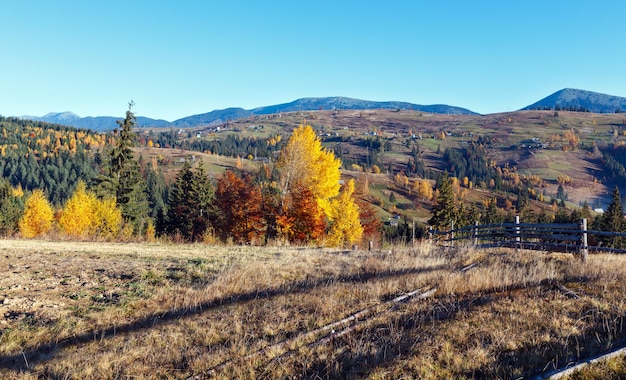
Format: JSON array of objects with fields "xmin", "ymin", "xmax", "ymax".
[
  {"xmin": 580, "ymin": 218, "xmax": 588, "ymax": 262},
  {"xmin": 515, "ymin": 216, "xmax": 521, "ymax": 252},
  {"xmin": 473, "ymin": 220, "xmax": 479, "ymax": 246},
  {"xmin": 450, "ymin": 220, "xmax": 455, "ymax": 247}
]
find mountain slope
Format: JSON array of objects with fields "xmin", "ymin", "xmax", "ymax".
[
  {"xmin": 171, "ymin": 108, "xmax": 253, "ymax": 128},
  {"xmin": 523, "ymin": 88, "xmax": 626, "ymax": 113}
]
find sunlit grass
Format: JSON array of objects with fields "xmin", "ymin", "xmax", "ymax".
[{"xmin": 0, "ymin": 239, "xmax": 625, "ymax": 378}]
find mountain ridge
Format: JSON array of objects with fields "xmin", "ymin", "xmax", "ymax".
[
  {"xmin": 22, "ymin": 112, "xmax": 170, "ymax": 132},
  {"xmin": 170, "ymin": 97, "xmax": 478, "ymax": 128},
  {"xmin": 15, "ymin": 89, "xmax": 626, "ymax": 131}
]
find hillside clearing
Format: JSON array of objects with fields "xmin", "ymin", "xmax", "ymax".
[{"xmin": 0, "ymin": 240, "xmax": 625, "ymax": 378}]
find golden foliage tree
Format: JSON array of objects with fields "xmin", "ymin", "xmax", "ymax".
[
  {"xmin": 418, "ymin": 180, "xmax": 433, "ymax": 201},
  {"xmin": 326, "ymin": 179, "xmax": 363, "ymax": 247},
  {"xmin": 93, "ymin": 197, "xmax": 122, "ymax": 239},
  {"xmin": 19, "ymin": 189, "xmax": 54, "ymax": 238},
  {"xmin": 58, "ymin": 181, "xmax": 96, "ymax": 237},
  {"xmin": 58, "ymin": 181, "xmax": 122, "ymax": 239},
  {"xmin": 277, "ymin": 125, "xmax": 341, "ymax": 216}
]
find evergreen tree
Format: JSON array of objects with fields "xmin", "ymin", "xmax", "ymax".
[
  {"xmin": 145, "ymin": 164, "xmax": 168, "ymax": 220},
  {"xmin": 580, "ymin": 200, "xmax": 593, "ymax": 222},
  {"xmin": 190, "ymin": 160, "xmax": 215, "ymax": 240},
  {"xmin": 94, "ymin": 103, "xmax": 149, "ymax": 234},
  {"xmin": 599, "ymin": 186, "xmax": 625, "ymax": 248},
  {"xmin": 483, "ymin": 198, "xmax": 500, "ymax": 224},
  {"xmin": 167, "ymin": 160, "xmax": 196, "ymax": 239},
  {"xmin": 428, "ymin": 172, "xmax": 457, "ymax": 231},
  {"xmin": 166, "ymin": 160, "xmax": 215, "ymax": 241},
  {"xmin": 0, "ymin": 180, "xmax": 24, "ymax": 236}
]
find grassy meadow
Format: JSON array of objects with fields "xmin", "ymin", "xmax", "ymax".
[{"xmin": 0, "ymin": 239, "xmax": 625, "ymax": 379}]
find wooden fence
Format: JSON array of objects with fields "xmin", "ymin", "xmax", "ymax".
[{"xmin": 430, "ymin": 217, "xmax": 626, "ymax": 262}]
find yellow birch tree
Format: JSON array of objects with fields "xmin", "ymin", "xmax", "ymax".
[
  {"xmin": 58, "ymin": 181, "xmax": 122, "ymax": 240},
  {"xmin": 58, "ymin": 181, "xmax": 96, "ymax": 237},
  {"xmin": 326, "ymin": 179, "xmax": 363, "ymax": 247},
  {"xmin": 19, "ymin": 189, "xmax": 54, "ymax": 238},
  {"xmin": 276, "ymin": 124, "xmax": 341, "ymax": 216},
  {"xmin": 93, "ymin": 197, "xmax": 123, "ymax": 239}
]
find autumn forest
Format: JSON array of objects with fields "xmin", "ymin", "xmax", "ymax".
[
  {"xmin": 3, "ymin": 105, "xmax": 626, "ymax": 249},
  {"xmin": 0, "ymin": 107, "xmax": 366, "ymax": 247}
]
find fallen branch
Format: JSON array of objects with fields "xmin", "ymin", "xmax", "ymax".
[{"xmin": 537, "ymin": 345, "xmax": 626, "ymax": 379}]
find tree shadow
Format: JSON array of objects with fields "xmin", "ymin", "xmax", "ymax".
[
  {"xmin": 0, "ymin": 263, "xmax": 449, "ymax": 373},
  {"xmin": 298, "ymin": 279, "xmax": 587, "ymax": 379}
]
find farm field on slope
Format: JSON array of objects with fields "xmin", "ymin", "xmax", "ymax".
[{"xmin": 1, "ymin": 239, "xmax": 625, "ymax": 378}]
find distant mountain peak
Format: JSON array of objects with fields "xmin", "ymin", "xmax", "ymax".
[
  {"xmin": 523, "ymin": 88, "xmax": 626, "ymax": 113},
  {"xmin": 41, "ymin": 111, "xmax": 81, "ymax": 121}
]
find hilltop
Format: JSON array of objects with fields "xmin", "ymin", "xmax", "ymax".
[{"xmin": 523, "ymin": 88, "xmax": 626, "ymax": 113}]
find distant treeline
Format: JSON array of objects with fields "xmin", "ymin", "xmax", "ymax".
[
  {"xmin": 148, "ymin": 130, "xmax": 285, "ymax": 160},
  {"xmin": 528, "ymin": 106, "xmax": 624, "ymax": 113}
]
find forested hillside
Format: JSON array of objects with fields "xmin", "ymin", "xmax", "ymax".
[{"xmin": 0, "ymin": 117, "xmax": 105, "ymax": 205}]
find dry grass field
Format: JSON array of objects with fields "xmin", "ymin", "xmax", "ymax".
[{"xmin": 0, "ymin": 239, "xmax": 625, "ymax": 379}]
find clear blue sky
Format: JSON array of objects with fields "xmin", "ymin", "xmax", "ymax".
[{"xmin": 2, "ymin": 1, "xmax": 625, "ymax": 121}]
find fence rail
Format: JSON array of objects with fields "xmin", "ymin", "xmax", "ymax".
[{"xmin": 430, "ymin": 217, "xmax": 626, "ymax": 261}]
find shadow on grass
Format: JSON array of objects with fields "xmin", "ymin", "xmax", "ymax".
[
  {"xmin": 297, "ymin": 279, "xmax": 609, "ymax": 379},
  {"xmin": 0, "ymin": 263, "xmax": 448, "ymax": 374}
]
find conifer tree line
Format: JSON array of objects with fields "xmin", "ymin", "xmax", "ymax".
[
  {"xmin": 0, "ymin": 108, "xmax": 364, "ymax": 247},
  {"xmin": 425, "ymin": 171, "xmax": 626, "ymax": 249}
]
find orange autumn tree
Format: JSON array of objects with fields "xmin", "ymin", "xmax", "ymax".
[
  {"xmin": 215, "ymin": 170, "xmax": 264, "ymax": 244},
  {"xmin": 276, "ymin": 186, "xmax": 326, "ymax": 244},
  {"xmin": 19, "ymin": 189, "xmax": 54, "ymax": 238}
]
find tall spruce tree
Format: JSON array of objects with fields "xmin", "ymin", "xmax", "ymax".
[
  {"xmin": 95, "ymin": 102, "xmax": 149, "ymax": 234},
  {"xmin": 428, "ymin": 172, "xmax": 458, "ymax": 231},
  {"xmin": 600, "ymin": 186, "xmax": 625, "ymax": 248},
  {"xmin": 166, "ymin": 160, "xmax": 215, "ymax": 241},
  {"xmin": 0, "ymin": 179, "xmax": 24, "ymax": 236},
  {"xmin": 191, "ymin": 160, "xmax": 215, "ymax": 239},
  {"xmin": 167, "ymin": 160, "xmax": 195, "ymax": 239}
]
